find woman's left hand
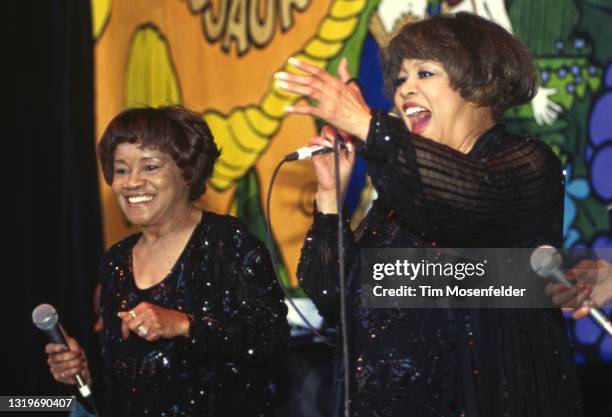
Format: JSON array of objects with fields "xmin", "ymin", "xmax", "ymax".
[
  {"xmin": 275, "ymin": 57, "xmax": 372, "ymax": 140},
  {"xmin": 117, "ymin": 302, "xmax": 190, "ymax": 342}
]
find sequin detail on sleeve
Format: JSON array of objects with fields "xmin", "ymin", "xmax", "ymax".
[{"xmin": 362, "ymin": 111, "xmax": 564, "ymax": 247}]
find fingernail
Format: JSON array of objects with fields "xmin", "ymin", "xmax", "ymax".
[
  {"xmin": 276, "ymin": 80, "xmax": 290, "ymax": 90},
  {"xmin": 288, "ymin": 57, "xmax": 300, "ymax": 66},
  {"xmin": 274, "ymin": 72, "xmax": 289, "ymax": 80},
  {"xmin": 285, "ymin": 105, "xmax": 294, "ymax": 113}
]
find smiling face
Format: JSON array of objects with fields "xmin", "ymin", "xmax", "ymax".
[
  {"xmin": 393, "ymin": 58, "xmax": 494, "ymax": 152},
  {"xmin": 111, "ymin": 143, "xmax": 190, "ymax": 228}
]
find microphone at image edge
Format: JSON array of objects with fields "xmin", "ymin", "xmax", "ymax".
[
  {"xmin": 32, "ymin": 303, "xmax": 93, "ymax": 398},
  {"xmin": 530, "ymin": 245, "xmax": 612, "ymax": 337}
]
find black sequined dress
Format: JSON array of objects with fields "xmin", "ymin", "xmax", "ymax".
[
  {"xmin": 298, "ymin": 112, "xmax": 583, "ymax": 417},
  {"xmin": 98, "ymin": 211, "xmax": 289, "ymax": 417}
]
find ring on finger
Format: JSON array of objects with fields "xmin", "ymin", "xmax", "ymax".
[
  {"xmin": 129, "ymin": 310, "xmax": 137, "ymax": 318},
  {"xmin": 137, "ymin": 324, "xmax": 149, "ymax": 336},
  {"xmin": 60, "ymin": 371, "xmax": 65, "ymax": 378}
]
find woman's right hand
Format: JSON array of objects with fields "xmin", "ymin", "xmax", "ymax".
[
  {"xmin": 45, "ymin": 330, "xmax": 91, "ymax": 386},
  {"xmin": 277, "ymin": 57, "xmax": 372, "ymax": 141},
  {"xmin": 311, "ymin": 125, "xmax": 356, "ymax": 214}
]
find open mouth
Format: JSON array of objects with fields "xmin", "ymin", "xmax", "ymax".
[
  {"xmin": 126, "ymin": 195, "xmax": 154, "ymax": 205},
  {"xmin": 404, "ymin": 106, "xmax": 431, "ymax": 135}
]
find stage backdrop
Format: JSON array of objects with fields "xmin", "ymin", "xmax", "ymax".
[{"xmin": 92, "ymin": 0, "xmax": 612, "ymax": 362}]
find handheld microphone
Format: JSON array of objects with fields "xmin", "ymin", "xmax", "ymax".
[
  {"xmin": 530, "ymin": 245, "xmax": 612, "ymax": 336},
  {"xmin": 32, "ymin": 304, "xmax": 93, "ymax": 397},
  {"xmin": 284, "ymin": 142, "xmax": 347, "ymax": 162}
]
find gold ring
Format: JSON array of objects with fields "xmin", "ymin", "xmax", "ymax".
[
  {"xmin": 60, "ymin": 371, "xmax": 65, "ymax": 378},
  {"xmin": 129, "ymin": 310, "xmax": 137, "ymax": 318}
]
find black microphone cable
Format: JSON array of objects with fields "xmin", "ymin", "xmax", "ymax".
[{"xmin": 265, "ymin": 160, "xmax": 335, "ymax": 347}]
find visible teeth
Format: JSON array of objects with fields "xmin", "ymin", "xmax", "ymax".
[
  {"xmin": 127, "ymin": 195, "xmax": 153, "ymax": 204},
  {"xmin": 405, "ymin": 107, "xmax": 428, "ymax": 117}
]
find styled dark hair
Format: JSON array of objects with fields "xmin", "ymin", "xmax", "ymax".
[
  {"xmin": 381, "ymin": 12, "xmax": 538, "ymax": 119},
  {"xmin": 98, "ymin": 106, "xmax": 221, "ymax": 201}
]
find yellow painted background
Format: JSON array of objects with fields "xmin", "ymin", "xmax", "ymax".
[{"xmin": 94, "ymin": 0, "xmax": 367, "ymax": 284}]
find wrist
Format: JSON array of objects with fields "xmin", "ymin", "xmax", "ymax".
[
  {"xmin": 316, "ymin": 191, "xmax": 339, "ymax": 214},
  {"xmin": 354, "ymin": 113, "xmax": 372, "ymax": 141}
]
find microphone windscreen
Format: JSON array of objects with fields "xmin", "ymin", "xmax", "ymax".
[
  {"xmin": 32, "ymin": 303, "xmax": 59, "ymax": 331},
  {"xmin": 530, "ymin": 245, "xmax": 562, "ymax": 277}
]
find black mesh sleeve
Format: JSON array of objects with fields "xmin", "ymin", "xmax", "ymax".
[{"xmin": 361, "ymin": 111, "xmax": 564, "ymax": 247}]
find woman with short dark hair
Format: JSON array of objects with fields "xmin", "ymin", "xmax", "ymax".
[
  {"xmin": 381, "ymin": 12, "xmax": 538, "ymax": 120},
  {"xmin": 277, "ymin": 12, "xmax": 581, "ymax": 417},
  {"xmin": 46, "ymin": 106, "xmax": 289, "ymax": 417},
  {"xmin": 97, "ymin": 106, "xmax": 220, "ymax": 201}
]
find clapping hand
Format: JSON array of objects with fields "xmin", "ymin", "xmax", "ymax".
[{"xmin": 276, "ymin": 57, "xmax": 372, "ymax": 140}]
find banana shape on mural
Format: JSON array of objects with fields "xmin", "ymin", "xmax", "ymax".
[{"xmin": 207, "ymin": 0, "xmax": 367, "ymax": 190}]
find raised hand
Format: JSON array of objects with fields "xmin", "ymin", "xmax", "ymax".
[{"xmin": 276, "ymin": 57, "xmax": 372, "ymax": 140}]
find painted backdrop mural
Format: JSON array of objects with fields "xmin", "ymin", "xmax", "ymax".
[{"xmin": 93, "ymin": 0, "xmax": 611, "ymax": 362}]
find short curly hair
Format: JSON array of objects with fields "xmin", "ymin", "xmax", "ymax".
[
  {"xmin": 381, "ymin": 12, "xmax": 538, "ymax": 119},
  {"xmin": 98, "ymin": 106, "xmax": 221, "ymax": 201}
]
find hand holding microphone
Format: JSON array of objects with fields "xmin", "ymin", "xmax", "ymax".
[
  {"xmin": 45, "ymin": 334, "xmax": 91, "ymax": 387},
  {"xmin": 547, "ymin": 258, "xmax": 612, "ymax": 319},
  {"xmin": 531, "ymin": 246, "xmax": 612, "ymax": 336},
  {"xmin": 32, "ymin": 304, "xmax": 92, "ymax": 397},
  {"xmin": 276, "ymin": 56, "xmax": 369, "ymax": 214},
  {"xmin": 306, "ymin": 126, "xmax": 356, "ymax": 214},
  {"xmin": 283, "ymin": 138, "xmax": 349, "ymax": 162}
]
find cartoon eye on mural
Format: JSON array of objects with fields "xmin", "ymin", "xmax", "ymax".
[{"xmin": 92, "ymin": 0, "xmax": 611, "ymax": 362}]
